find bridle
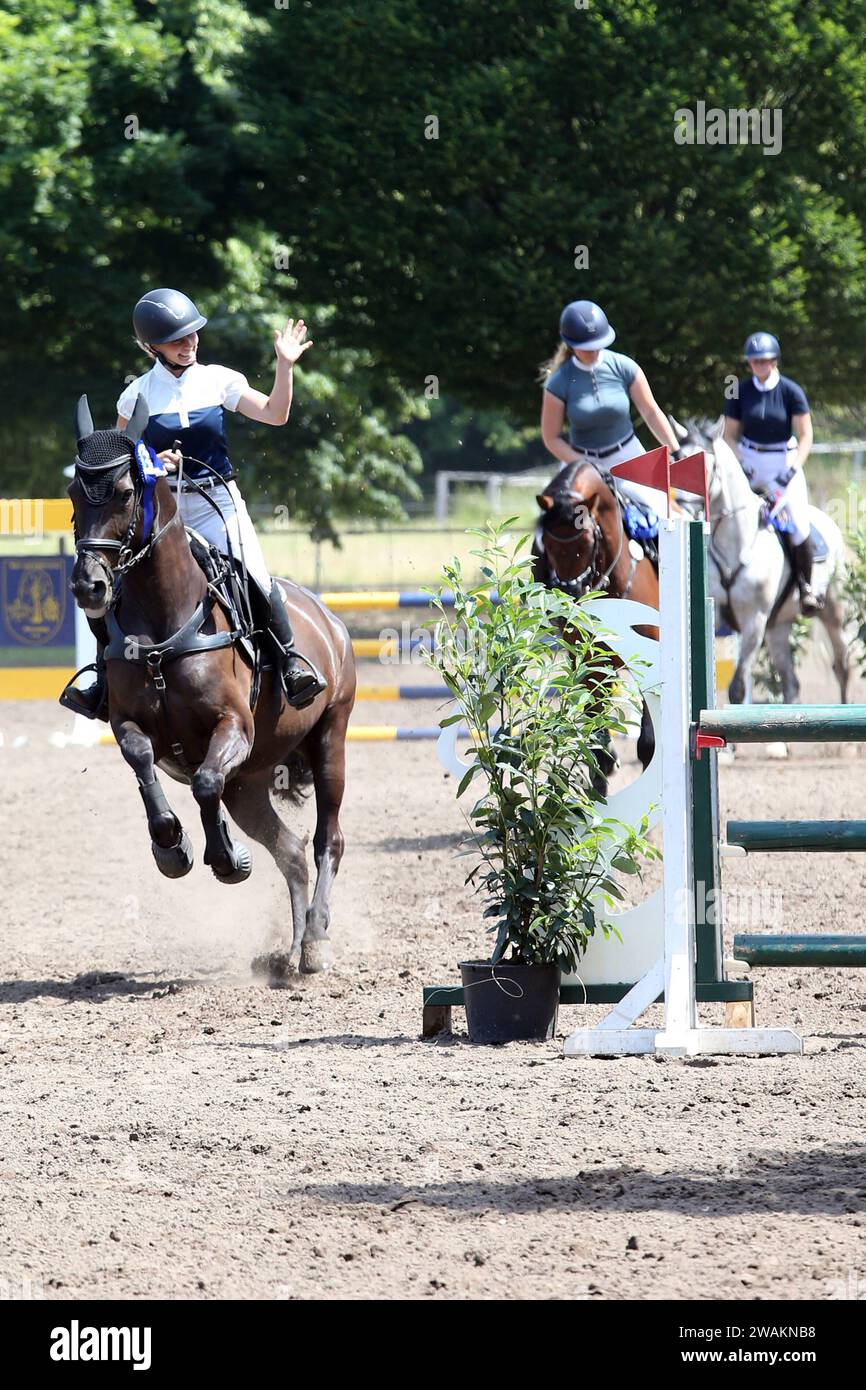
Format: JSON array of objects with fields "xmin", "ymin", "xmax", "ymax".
[
  {"xmin": 74, "ymin": 453, "xmax": 180, "ymax": 603},
  {"xmin": 540, "ymin": 486, "xmax": 629, "ymax": 598}
]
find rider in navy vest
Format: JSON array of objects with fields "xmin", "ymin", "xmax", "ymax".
[
  {"xmin": 65, "ymin": 289, "xmax": 327, "ymax": 719},
  {"xmin": 723, "ymin": 331, "xmax": 819, "ymax": 614}
]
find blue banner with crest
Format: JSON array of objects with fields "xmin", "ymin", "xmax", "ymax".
[{"xmin": 0, "ymin": 555, "xmax": 76, "ymax": 660}]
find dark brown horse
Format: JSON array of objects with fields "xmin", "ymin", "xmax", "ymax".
[
  {"xmin": 532, "ymin": 460, "xmax": 659, "ymax": 772},
  {"xmin": 66, "ymin": 394, "xmax": 355, "ymax": 982}
]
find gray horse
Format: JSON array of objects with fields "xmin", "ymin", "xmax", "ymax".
[{"xmin": 675, "ymin": 417, "xmax": 849, "ymax": 707}]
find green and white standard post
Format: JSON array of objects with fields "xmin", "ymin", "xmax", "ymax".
[{"xmin": 564, "ymin": 518, "xmax": 803, "ymax": 1058}]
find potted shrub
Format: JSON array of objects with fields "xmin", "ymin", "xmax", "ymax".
[{"xmin": 426, "ymin": 524, "xmax": 659, "ymax": 1044}]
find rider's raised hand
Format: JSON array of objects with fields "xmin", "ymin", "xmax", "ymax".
[
  {"xmin": 157, "ymin": 449, "xmax": 181, "ymax": 473},
  {"xmin": 274, "ymin": 318, "xmax": 313, "ymax": 367}
]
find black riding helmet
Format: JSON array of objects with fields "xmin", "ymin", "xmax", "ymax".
[{"xmin": 133, "ymin": 288, "xmax": 207, "ymax": 347}]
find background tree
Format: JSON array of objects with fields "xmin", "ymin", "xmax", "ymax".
[
  {"xmin": 241, "ymin": 0, "xmax": 866, "ymax": 422},
  {"xmin": 0, "ymin": 0, "xmax": 422, "ymax": 526}
]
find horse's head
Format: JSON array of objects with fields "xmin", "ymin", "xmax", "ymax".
[
  {"xmin": 68, "ymin": 393, "xmax": 151, "ymax": 615},
  {"xmin": 669, "ymin": 414, "xmax": 728, "ymax": 513},
  {"xmin": 536, "ymin": 470, "xmax": 602, "ymax": 596}
]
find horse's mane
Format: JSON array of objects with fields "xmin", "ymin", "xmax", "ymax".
[{"xmin": 539, "ymin": 460, "xmax": 611, "ymax": 529}]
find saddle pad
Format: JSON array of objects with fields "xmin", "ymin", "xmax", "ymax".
[
  {"xmin": 809, "ymin": 522, "xmax": 829, "ymax": 562},
  {"xmin": 772, "ymin": 520, "xmax": 829, "ymax": 561}
]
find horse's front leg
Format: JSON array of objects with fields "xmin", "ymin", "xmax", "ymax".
[
  {"xmin": 114, "ymin": 718, "xmax": 194, "ymax": 878},
  {"xmin": 636, "ymin": 700, "xmax": 656, "ymax": 771},
  {"xmin": 192, "ymin": 712, "xmax": 255, "ymax": 883}
]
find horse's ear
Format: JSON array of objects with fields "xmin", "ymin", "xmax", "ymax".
[
  {"xmin": 74, "ymin": 394, "xmax": 94, "ymax": 447},
  {"xmin": 122, "ymin": 393, "xmax": 150, "ymax": 443},
  {"xmin": 668, "ymin": 413, "xmax": 688, "ymax": 441},
  {"xmin": 537, "ymin": 493, "xmax": 554, "ymax": 510}
]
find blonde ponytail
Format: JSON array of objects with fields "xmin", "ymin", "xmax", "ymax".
[{"xmin": 538, "ymin": 340, "xmax": 570, "ymax": 383}]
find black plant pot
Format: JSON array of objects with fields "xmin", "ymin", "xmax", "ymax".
[{"xmin": 459, "ymin": 960, "xmax": 560, "ymax": 1043}]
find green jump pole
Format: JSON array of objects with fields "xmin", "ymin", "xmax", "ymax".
[
  {"xmin": 728, "ymin": 820, "xmax": 866, "ymax": 852},
  {"xmin": 698, "ymin": 704, "xmax": 866, "ymax": 745},
  {"xmin": 734, "ymin": 934, "xmax": 866, "ymax": 966}
]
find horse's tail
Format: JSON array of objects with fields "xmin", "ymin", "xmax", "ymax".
[{"xmin": 272, "ymin": 750, "xmax": 314, "ymax": 807}]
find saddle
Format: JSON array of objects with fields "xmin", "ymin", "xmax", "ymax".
[
  {"xmin": 101, "ymin": 528, "xmax": 274, "ymax": 714},
  {"xmin": 186, "ymin": 529, "xmax": 275, "ymax": 677}
]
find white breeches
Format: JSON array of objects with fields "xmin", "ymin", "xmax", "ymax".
[
  {"xmin": 176, "ymin": 480, "xmax": 272, "ymax": 592},
  {"xmin": 739, "ymin": 439, "xmax": 810, "ymax": 545}
]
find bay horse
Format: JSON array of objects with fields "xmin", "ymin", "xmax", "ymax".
[
  {"xmin": 532, "ymin": 460, "xmax": 659, "ymax": 774},
  {"xmin": 66, "ymin": 393, "xmax": 356, "ymax": 983}
]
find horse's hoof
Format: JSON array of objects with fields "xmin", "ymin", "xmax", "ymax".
[
  {"xmin": 151, "ymin": 831, "xmax": 194, "ymax": 879},
  {"xmin": 211, "ymin": 841, "xmax": 252, "ymax": 884},
  {"xmin": 300, "ymin": 938, "xmax": 333, "ymax": 974}
]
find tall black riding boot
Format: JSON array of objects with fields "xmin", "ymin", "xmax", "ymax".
[
  {"xmin": 793, "ymin": 537, "xmax": 821, "ymax": 615},
  {"xmin": 267, "ymin": 579, "xmax": 327, "ymax": 710},
  {"xmin": 58, "ymin": 614, "xmax": 110, "ymax": 721}
]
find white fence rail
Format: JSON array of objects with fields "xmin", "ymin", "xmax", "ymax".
[{"xmin": 434, "ymin": 441, "xmax": 866, "ymax": 521}]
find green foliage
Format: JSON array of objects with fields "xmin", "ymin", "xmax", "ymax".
[
  {"xmin": 426, "ymin": 524, "xmax": 658, "ymax": 971},
  {"xmin": 842, "ymin": 525, "xmax": 866, "ymax": 679},
  {"xmin": 0, "ymin": 0, "xmax": 421, "ymax": 534},
  {"xmin": 209, "ymin": 235, "xmax": 423, "ymax": 541},
  {"xmin": 243, "ymin": 0, "xmax": 866, "ymax": 421},
  {"xmin": 8, "ymin": 0, "xmax": 866, "ymax": 529}
]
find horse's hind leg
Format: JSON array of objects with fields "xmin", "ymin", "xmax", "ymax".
[
  {"xmin": 114, "ymin": 719, "xmax": 193, "ymax": 878},
  {"xmin": 763, "ymin": 622, "xmax": 800, "ymax": 704},
  {"xmin": 192, "ymin": 713, "xmax": 254, "ymax": 884},
  {"xmin": 727, "ymin": 609, "xmax": 768, "ymax": 705},
  {"xmin": 222, "ymin": 772, "xmax": 310, "ymax": 983},
  {"xmin": 300, "ymin": 706, "xmax": 350, "ymax": 973}
]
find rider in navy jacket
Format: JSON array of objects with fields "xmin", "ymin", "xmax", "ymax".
[{"xmin": 724, "ymin": 331, "xmax": 819, "ymax": 613}]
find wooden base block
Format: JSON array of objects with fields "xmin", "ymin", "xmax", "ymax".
[
  {"xmin": 724, "ymin": 1000, "xmax": 756, "ymax": 1028},
  {"xmin": 422, "ymin": 1004, "xmax": 452, "ymax": 1038}
]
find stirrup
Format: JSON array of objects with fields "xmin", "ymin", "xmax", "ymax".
[
  {"xmin": 281, "ymin": 653, "xmax": 326, "ymax": 710},
  {"xmin": 58, "ymin": 663, "xmax": 107, "ymax": 720}
]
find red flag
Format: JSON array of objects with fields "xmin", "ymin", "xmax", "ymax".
[
  {"xmin": 609, "ymin": 446, "xmax": 671, "ymax": 517},
  {"xmin": 670, "ymin": 450, "xmax": 709, "ymax": 517}
]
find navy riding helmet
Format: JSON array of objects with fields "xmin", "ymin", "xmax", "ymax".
[
  {"xmin": 133, "ymin": 288, "xmax": 208, "ymax": 346},
  {"xmin": 559, "ymin": 300, "xmax": 616, "ymax": 351},
  {"xmin": 743, "ymin": 331, "xmax": 780, "ymax": 361}
]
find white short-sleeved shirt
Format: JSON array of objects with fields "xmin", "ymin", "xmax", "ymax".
[{"xmin": 117, "ymin": 359, "xmax": 249, "ymax": 478}]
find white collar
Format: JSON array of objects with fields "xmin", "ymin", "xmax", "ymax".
[
  {"xmin": 572, "ymin": 352, "xmax": 604, "ymax": 373},
  {"xmin": 752, "ymin": 367, "xmax": 780, "ymax": 392},
  {"xmin": 152, "ymin": 358, "xmax": 194, "ymax": 387}
]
